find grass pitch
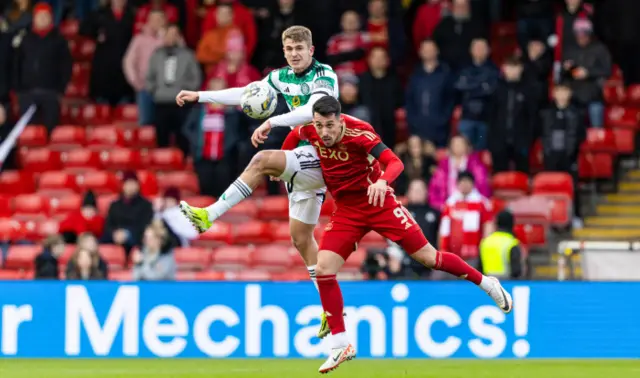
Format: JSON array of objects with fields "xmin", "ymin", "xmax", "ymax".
[{"xmin": 0, "ymin": 359, "xmax": 639, "ymax": 378}]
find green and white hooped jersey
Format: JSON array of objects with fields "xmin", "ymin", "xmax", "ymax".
[{"xmin": 263, "ymin": 59, "xmax": 339, "ymax": 113}]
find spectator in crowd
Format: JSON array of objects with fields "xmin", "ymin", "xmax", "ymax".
[
  {"xmin": 66, "ymin": 232, "xmax": 108, "ymax": 279},
  {"xmin": 208, "ymin": 31, "xmax": 259, "ymax": 86},
  {"xmin": 436, "ymin": 170, "xmax": 492, "ymax": 279},
  {"xmin": 201, "ymin": 0, "xmax": 256, "ymax": 59},
  {"xmin": 358, "ymin": 46, "xmax": 402, "ymax": 148},
  {"xmin": 123, "ymin": 9, "xmax": 166, "ymax": 126},
  {"xmin": 479, "ymin": 210, "xmax": 523, "ymax": 279},
  {"xmin": 154, "ymin": 187, "xmax": 198, "ymax": 247},
  {"xmin": 326, "ymin": 10, "xmax": 370, "ymax": 78},
  {"xmin": 551, "ymin": 0, "xmax": 593, "ymax": 77},
  {"xmin": 396, "ymin": 135, "xmax": 437, "ymax": 195},
  {"xmin": 66, "ymin": 248, "xmax": 105, "ymax": 280},
  {"xmin": 147, "ymin": 24, "xmax": 201, "ymax": 152},
  {"xmin": 515, "ymin": 0, "xmax": 554, "ymax": 50},
  {"xmin": 101, "ymin": 171, "xmax": 154, "ymax": 260},
  {"xmin": 34, "ymin": 234, "xmax": 64, "ymax": 279},
  {"xmin": 2, "ymin": 0, "xmax": 32, "ymax": 33},
  {"xmin": 362, "ymin": 243, "xmax": 414, "ymax": 280},
  {"xmin": 81, "ymin": 0, "xmax": 135, "ymax": 106},
  {"xmin": 412, "ymin": 0, "xmax": 448, "ymax": 52},
  {"xmin": 58, "ymin": 191, "xmax": 104, "ymax": 244},
  {"xmin": 132, "ymin": 225, "xmax": 176, "ymax": 281},
  {"xmin": 12, "ymin": 2, "xmax": 71, "ymax": 134},
  {"xmin": 433, "ymin": 0, "xmax": 486, "ymax": 72},
  {"xmin": 134, "ymin": 0, "xmax": 178, "ymax": 34},
  {"xmin": 405, "ymin": 39, "xmax": 455, "ymax": 148},
  {"xmin": 561, "ymin": 18, "xmax": 611, "ymax": 128},
  {"xmin": 339, "ymin": 74, "xmax": 370, "ymax": 122},
  {"xmin": 252, "ymin": 0, "xmax": 301, "ymax": 71},
  {"xmin": 406, "ymin": 178, "xmax": 440, "ymax": 249},
  {"xmin": 523, "ymin": 38, "xmax": 553, "ymax": 111},
  {"xmin": 0, "ymin": 12, "xmax": 11, "ymax": 128},
  {"xmin": 601, "ymin": 0, "xmax": 640, "ymax": 86},
  {"xmin": 429, "ymin": 135, "xmax": 490, "ymax": 209},
  {"xmin": 489, "ymin": 56, "xmax": 536, "ymax": 173},
  {"xmin": 454, "ymin": 38, "xmax": 498, "ymax": 150},
  {"xmin": 541, "ymin": 83, "xmax": 585, "ymax": 226},
  {"xmin": 365, "ymin": 0, "xmax": 405, "ymax": 65},
  {"xmin": 196, "ymin": 2, "xmax": 238, "ymax": 72}
]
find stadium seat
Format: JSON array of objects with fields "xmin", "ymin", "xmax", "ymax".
[
  {"xmin": 360, "ymin": 231, "xmax": 388, "ymax": 248},
  {"xmin": 603, "ymin": 85, "xmax": 625, "ymax": 105},
  {"xmin": 4, "ymin": 245, "xmax": 41, "ymax": 270},
  {"xmin": 65, "ymin": 80, "xmax": 89, "ymax": 99},
  {"xmin": 0, "ymin": 196, "xmax": 10, "ymax": 217},
  {"xmin": 176, "ymin": 271, "xmax": 197, "ymax": 281},
  {"xmin": 38, "ymin": 171, "xmax": 80, "ymax": 196},
  {"xmin": 195, "ymin": 221, "xmax": 231, "ymax": 247},
  {"xmin": 59, "ymin": 18, "xmax": 79, "ymax": 38},
  {"xmin": 342, "ymin": 247, "xmax": 367, "ymax": 272},
  {"xmin": 626, "ymin": 84, "xmax": 640, "ymax": 107},
  {"xmin": 56, "ymin": 245, "xmax": 77, "ymax": 267},
  {"xmin": 581, "ymin": 128, "xmax": 617, "ymax": 153},
  {"xmin": 219, "ymin": 199, "xmax": 258, "ymax": 223},
  {"xmin": 97, "ymin": 194, "xmax": 118, "ymax": 215},
  {"xmin": 270, "ymin": 221, "xmax": 291, "ymax": 243},
  {"xmin": 491, "ymin": 171, "xmax": 529, "ymax": 199},
  {"xmin": 508, "ymin": 196, "xmax": 551, "ymax": 224},
  {"xmin": 579, "ymin": 152, "xmax": 613, "ymax": 180},
  {"xmin": 81, "ymin": 104, "xmax": 111, "ymax": 125},
  {"xmin": 99, "ymin": 244, "xmax": 126, "ymax": 270},
  {"xmin": 60, "ymin": 149, "xmax": 103, "ymax": 172},
  {"xmin": 514, "ymin": 223, "xmax": 546, "ymax": 248},
  {"xmin": 0, "ymin": 270, "xmax": 25, "ymax": 280},
  {"xmin": 104, "ymin": 148, "xmax": 142, "ymax": 171},
  {"xmin": 532, "ymin": 172, "xmax": 574, "ymax": 198},
  {"xmin": 50, "ymin": 194, "xmax": 82, "ymax": 216},
  {"xmin": 211, "ymin": 245, "xmax": 252, "ymax": 270},
  {"xmin": 13, "ymin": 194, "xmax": 50, "ymax": 216},
  {"xmin": 225, "ymin": 269, "xmax": 272, "ymax": 281},
  {"xmin": 0, "ymin": 171, "xmax": 35, "ymax": 194},
  {"xmin": 77, "ymin": 171, "xmax": 120, "ymax": 194},
  {"xmin": 133, "ymin": 126, "xmax": 157, "ymax": 148},
  {"xmin": 20, "ymin": 148, "xmax": 62, "ymax": 173},
  {"xmin": 612, "ymin": 128, "xmax": 635, "ymax": 155},
  {"xmin": 0, "ymin": 218, "xmax": 26, "ymax": 241},
  {"xmin": 251, "ymin": 244, "xmax": 295, "ymax": 271},
  {"xmin": 182, "ymin": 195, "xmax": 215, "ymax": 208},
  {"xmin": 18, "ymin": 125, "xmax": 48, "ymax": 147},
  {"xmin": 34, "ymin": 218, "xmax": 60, "ymax": 240},
  {"xmin": 173, "ymin": 247, "xmax": 211, "ymax": 271},
  {"xmin": 231, "ymin": 220, "xmax": 272, "ymax": 244},
  {"xmin": 109, "ymin": 270, "xmax": 133, "ymax": 281},
  {"xmin": 135, "ymin": 170, "xmax": 159, "ymax": 196},
  {"xmin": 149, "ymin": 148, "xmax": 184, "ymax": 170},
  {"xmin": 157, "ymin": 171, "xmax": 200, "ymax": 195},
  {"xmin": 194, "ymin": 271, "xmax": 225, "ymax": 281},
  {"xmin": 71, "ymin": 62, "xmax": 90, "ymax": 83},
  {"xmin": 113, "ymin": 104, "xmax": 139, "ymax": 124},
  {"xmin": 272, "ymin": 270, "xmax": 313, "ymax": 281},
  {"xmin": 258, "ymin": 196, "xmax": 289, "ymax": 220},
  {"xmin": 87, "ymin": 126, "xmax": 126, "ymax": 148},
  {"xmin": 49, "ymin": 125, "xmax": 86, "ymax": 150},
  {"xmin": 604, "ymin": 106, "xmax": 639, "ymax": 129}
]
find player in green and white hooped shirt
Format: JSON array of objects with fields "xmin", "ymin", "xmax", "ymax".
[{"xmin": 175, "ymin": 26, "xmax": 337, "ymax": 339}]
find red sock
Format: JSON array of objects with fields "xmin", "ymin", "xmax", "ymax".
[
  {"xmin": 435, "ymin": 251, "xmax": 483, "ymax": 285},
  {"xmin": 317, "ymin": 274, "xmax": 346, "ymax": 334}
]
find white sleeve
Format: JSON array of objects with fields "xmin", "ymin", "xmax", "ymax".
[
  {"xmin": 197, "ymin": 87, "xmax": 245, "ymax": 105},
  {"xmin": 269, "ymin": 93, "xmax": 327, "ymax": 128}
]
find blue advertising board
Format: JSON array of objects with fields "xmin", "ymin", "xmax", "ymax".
[{"xmin": 0, "ymin": 281, "xmax": 638, "ymax": 358}]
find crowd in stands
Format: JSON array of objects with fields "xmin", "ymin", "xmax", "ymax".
[{"xmin": 1, "ymin": 0, "xmax": 639, "ymax": 281}]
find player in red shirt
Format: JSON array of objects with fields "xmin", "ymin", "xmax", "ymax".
[{"xmin": 285, "ymin": 97, "xmax": 513, "ymax": 373}]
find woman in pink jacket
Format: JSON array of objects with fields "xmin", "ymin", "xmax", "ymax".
[{"xmin": 429, "ymin": 135, "xmax": 491, "ymax": 209}]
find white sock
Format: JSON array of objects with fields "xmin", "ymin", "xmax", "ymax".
[
  {"xmin": 331, "ymin": 332, "xmax": 349, "ymax": 348},
  {"xmin": 479, "ymin": 276, "xmax": 493, "ymax": 292},
  {"xmin": 307, "ymin": 265, "xmax": 318, "ymax": 291},
  {"xmin": 205, "ymin": 179, "xmax": 252, "ymax": 222}
]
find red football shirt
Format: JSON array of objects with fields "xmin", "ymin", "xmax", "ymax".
[{"xmin": 297, "ymin": 115, "xmax": 383, "ymax": 204}]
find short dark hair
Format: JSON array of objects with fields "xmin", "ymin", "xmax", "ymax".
[
  {"xmin": 496, "ymin": 210, "xmax": 515, "ymax": 231},
  {"xmin": 312, "ymin": 96, "xmax": 341, "ymax": 118},
  {"xmin": 504, "ymin": 55, "xmax": 522, "ymax": 66},
  {"xmin": 457, "ymin": 170, "xmax": 475, "ymax": 183}
]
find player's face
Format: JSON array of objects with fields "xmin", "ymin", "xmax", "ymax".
[
  {"xmin": 283, "ymin": 38, "xmax": 314, "ymax": 72},
  {"xmin": 313, "ymin": 113, "xmax": 343, "ymax": 148}
]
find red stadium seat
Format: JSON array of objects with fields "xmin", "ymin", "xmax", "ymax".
[
  {"xmin": 38, "ymin": 171, "xmax": 79, "ymax": 196},
  {"xmin": 149, "ymin": 148, "xmax": 184, "ymax": 170},
  {"xmin": 360, "ymin": 231, "xmax": 388, "ymax": 248},
  {"xmin": 0, "ymin": 218, "xmax": 26, "ymax": 241},
  {"xmin": 77, "ymin": 38, "xmax": 95, "ymax": 61},
  {"xmin": 65, "ymin": 80, "xmax": 89, "ymax": 99},
  {"xmin": 109, "ymin": 270, "xmax": 133, "ymax": 281},
  {"xmin": 579, "ymin": 152, "xmax": 613, "ymax": 180},
  {"xmin": 211, "ymin": 245, "xmax": 252, "ymax": 270},
  {"xmin": 18, "ymin": 125, "xmax": 48, "ymax": 147},
  {"xmin": 603, "ymin": 85, "xmax": 625, "ymax": 105},
  {"xmin": 225, "ymin": 269, "xmax": 271, "ymax": 281},
  {"xmin": 59, "ymin": 18, "xmax": 79, "ymax": 38},
  {"xmin": 0, "ymin": 171, "xmax": 35, "ymax": 194},
  {"xmin": 508, "ymin": 196, "xmax": 551, "ymax": 224},
  {"xmin": 50, "ymin": 125, "xmax": 86, "ymax": 150},
  {"xmin": 104, "ymin": 148, "xmax": 142, "ymax": 171},
  {"xmin": 50, "ymin": 194, "xmax": 82, "ymax": 216},
  {"xmin": 219, "ymin": 199, "xmax": 258, "ymax": 223},
  {"xmin": 491, "ymin": 171, "xmax": 529, "ymax": 199},
  {"xmin": 78, "ymin": 171, "xmax": 120, "ymax": 194},
  {"xmin": 173, "ymin": 247, "xmax": 211, "ymax": 271},
  {"xmin": 491, "ymin": 198, "xmax": 507, "ymax": 214},
  {"xmin": 87, "ymin": 126, "xmax": 126, "ymax": 148},
  {"xmin": 34, "ymin": 218, "xmax": 60, "ymax": 240},
  {"xmin": 97, "ymin": 194, "xmax": 118, "ymax": 215},
  {"xmin": 270, "ymin": 221, "xmax": 291, "ymax": 243},
  {"xmin": 195, "ymin": 221, "xmax": 231, "ymax": 247},
  {"xmin": 113, "ymin": 104, "xmax": 139, "ymax": 124},
  {"xmin": 13, "ymin": 194, "xmax": 50, "ymax": 215},
  {"xmin": 604, "ymin": 106, "xmax": 639, "ymax": 129},
  {"xmin": 0, "ymin": 270, "xmax": 25, "ymax": 280},
  {"xmin": 157, "ymin": 171, "xmax": 200, "ymax": 195},
  {"xmin": 258, "ymin": 196, "xmax": 289, "ymax": 220},
  {"xmin": 251, "ymin": 244, "xmax": 295, "ymax": 271},
  {"xmin": 134, "ymin": 126, "xmax": 156, "ymax": 148},
  {"xmin": 4, "ymin": 245, "xmax": 40, "ymax": 270},
  {"xmin": 81, "ymin": 104, "xmax": 111, "ymax": 125},
  {"xmin": 513, "ymin": 223, "xmax": 546, "ymax": 248},
  {"xmin": 20, "ymin": 148, "xmax": 62, "ymax": 173},
  {"xmin": 99, "ymin": 244, "xmax": 126, "ymax": 269},
  {"xmin": 71, "ymin": 62, "xmax": 90, "ymax": 83},
  {"xmin": 231, "ymin": 220, "xmax": 272, "ymax": 244},
  {"xmin": 194, "ymin": 271, "xmax": 225, "ymax": 281},
  {"xmin": 581, "ymin": 128, "xmax": 617, "ymax": 153},
  {"xmin": 342, "ymin": 247, "xmax": 367, "ymax": 272},
  {"xmin": 626, "ymin": 84, "xmax": 640, "ymax": 107},
  {"xmin": 612, "ymin": 128, "xmax": 635, "ymax": 155},
  {"xmin": 532, "ymin": 172, "xmax": 574, "ymax": 199},
  {"xmin": 183, "ymin": 196, "xmax": 216, "ymax": 208},
  {"xmin": 135, "ymin": 170, "xmax": 159, "ymax": 196},
  {"xmin": 61, "ymin": 149, "xmax": 103, "ymax": 172},
  {"xmin": 0, "ymin": 196, "xmax": 10, "ymax": 217}
]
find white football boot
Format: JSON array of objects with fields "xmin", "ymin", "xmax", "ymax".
[
  {"xmin": 486, "ymin": 277, "xmax": 513, "ymax": 313},
  {"xmin": 318, "ymin": 344, "xmax": 356, "ymax": 374}
]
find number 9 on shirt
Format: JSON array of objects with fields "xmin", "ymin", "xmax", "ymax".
[{"xmin": 240, "ymin": 81, "xmax": 278, "ymax": 119}]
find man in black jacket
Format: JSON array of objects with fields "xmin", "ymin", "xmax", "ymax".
[
  {"xmin": 515, "ymin": 0, "xmax": 555, "ymax": 49},
  {"xmin": 12, "ymin": 3, "xmax": 71, "ymax": 134},
  {"xmin": 489, "ymin": 56, "xmax": 537, "ymax": 173},
  {"xmin": 405, "ymin": 178, "xmax": 439, "ymax": 277}
]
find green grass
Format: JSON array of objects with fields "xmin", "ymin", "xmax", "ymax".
[{"xmin": 1, "ymin": 359, "xmax": 640, "ymax": 378}]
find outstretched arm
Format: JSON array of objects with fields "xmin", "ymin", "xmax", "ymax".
[
  {"xmin": 197, "ymin": 87, "xmax": 246, "ymax": 106},
  {"xmin": 269, "ymin": 93, "xmax": 327, "ymax": 127}
]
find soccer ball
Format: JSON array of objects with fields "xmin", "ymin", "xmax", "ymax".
[{"xmin": 240, "ymin": 81, "xmax": 278, "ymax": 119}]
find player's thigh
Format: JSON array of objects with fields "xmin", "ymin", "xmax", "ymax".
[
  {"xmin": 279, "ymin": 146, "xmax": 325, "ymax": 192},
  {"xmin": 371, "ymin": 198, "xmax": 429, "ymax": 254},
  {"xmin": 288, "ymin": 194, "xmax": 323, "ymax": 225},
  {"xmin": 248, "ymin": 149, "xmax": 287, "ymax": 177},
  {"xmin": 319, "ymin": 216, "xmax": 367, "ymax": 263}
]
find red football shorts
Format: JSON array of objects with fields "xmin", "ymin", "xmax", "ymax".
[{"xmin": 320, "ymin": 193, "xmax": 429, "ymax": 260}]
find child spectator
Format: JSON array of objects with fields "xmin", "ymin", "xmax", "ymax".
[
  {"xmin": 66, "ymin": 248, "xmax": 105, "ymax": 280},
  {"xmin": 34, "ymin": 234, "xmax": 64, "ymax": 279},
  {"xmin": 59, "ymin": 191, "xmax": 104, "ymax": 244}
]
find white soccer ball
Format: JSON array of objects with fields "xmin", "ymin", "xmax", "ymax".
[{"xmin": 240, "ymin": 81, "xmax": 278, "ymax": 119}]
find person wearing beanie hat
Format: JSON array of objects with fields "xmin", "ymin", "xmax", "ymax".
[
  {"xmin": 12, "ymin": 1, "xmax": 71, "ymax": 134},
  {"xmin": 478, "ymin": 210, "xmax": 524, "ymax": 279},
  {"xmin": 153, "ymin": 186, "xmax": 198, "ymax": 247},
  {"xmin": 59, "ymin": 191, "xmax": 105, "ymax": 244}
]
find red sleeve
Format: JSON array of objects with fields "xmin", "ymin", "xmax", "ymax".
[
  {"xmin": 281, "ymin": 127, "xmax": 303, "ymax": 150},
  {"xmin": 378, "ymin": 149, "xmax": 404, "ymax": 184},
  {"xmin": 201, "ymin": 8, "xmax": 216, "ymax": 36}
]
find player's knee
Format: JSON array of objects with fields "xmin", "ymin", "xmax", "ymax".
[{"xmin": 246, "ymin": 150, "xmax": 272, "ymax": 174}]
